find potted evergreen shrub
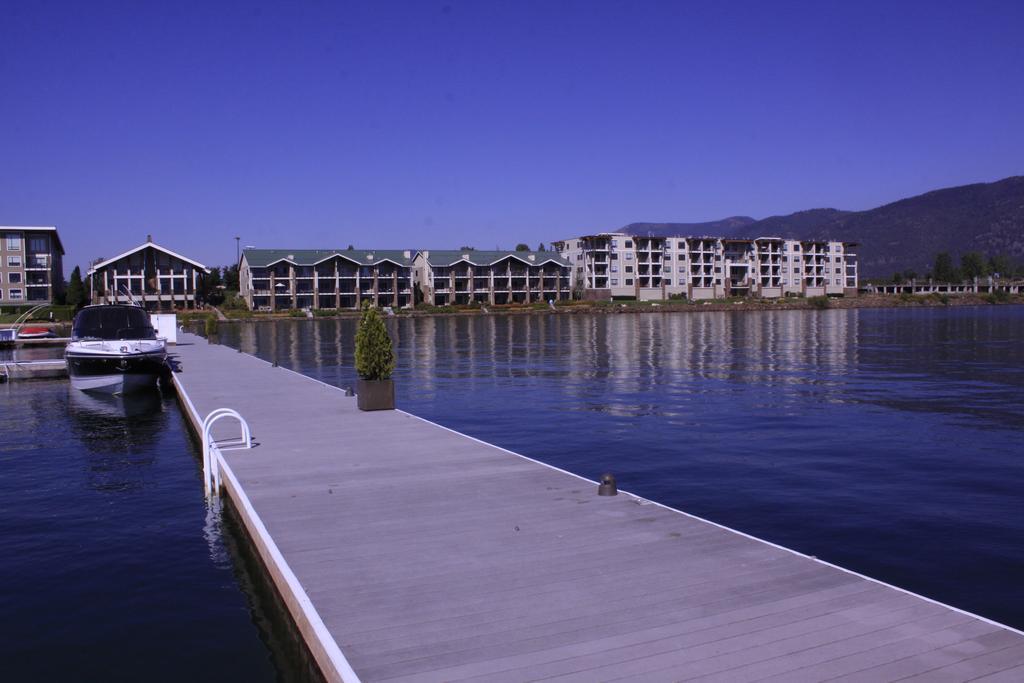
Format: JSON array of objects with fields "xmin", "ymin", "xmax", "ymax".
[
  {"xmin": 354, "ymin": 304, "xmax": 396, "ymax": 411},
  {"xmin": 205, "ymin": 315, "xmax": 219, "ymax": 344}
]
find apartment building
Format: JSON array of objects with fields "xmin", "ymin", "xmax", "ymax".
[
  {"xmin": 414, "ymin": 250, "xmax": 572, "ymax": 306},
  {"xmin": 239, "ymin": 249, "xmax": 414, "ymax": 311},
  {"xmin": 87, "ymin": 237, "xmax": 210, "ymax": 310},
  {"xmin": 0, "ymin": 226, "xmax": 65, "ymax": 305},
  {"xmin": 553, "ymin": 233, "xmax": 858, "ymax": 300}
]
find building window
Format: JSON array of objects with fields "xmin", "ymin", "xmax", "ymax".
[
  {"xmin": 624, "ymin": 278, "xmax": 633, "ymax": 285},
  {"xmin": 678, "ymin": 266, "xmax": 685, "ymax": 273},
  {"xmin": 625, "ymin": 265, "xmax": 633, "ymax": 273},
  {"xmin": 8, "ymin": 272, "xmax": 21, "ymax": 284},
  {"xmin": 624, "ymin": 240, "xmax": 633, "ymax": 248},
  {"xmin": 664, "ymin": 279, "xmax": 672, "ymax": 285},
  {"xmin": 9, "ymin": 288, "xmax": 22, "ymax": 300},
  {"xmin": 6, "ymin": 234, "xmax": 21, "ymax": 251},
  {"xmin": 611, "ymin": 265, "xmax": 618, "ymax": 272},
  {"xmin": 625, "ymin": 253, "xmax": 632, "ymax": 260},
  {"xmin": 7, "ymin": 255, "xmax": 21, "ymax": 267},
  {"xmin": 611, "ymin": 240, "xmax": 617, "ymax": 248},
  {"xmin": 28, "ymin": 236, "xmax": 47, "ymax": 252},
  {"xmin": 611, "ymin": 278, "xmax": 618, "ymax": 285}
]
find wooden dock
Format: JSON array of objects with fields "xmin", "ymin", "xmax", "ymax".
[{"xmin": 170, "ymin": 333, "xmax": 1024, "ymax": 682}]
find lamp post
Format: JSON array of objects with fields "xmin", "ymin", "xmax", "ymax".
[{"xmin": 235, "ymin": 236, "xmax": 240, "ymax": 264}]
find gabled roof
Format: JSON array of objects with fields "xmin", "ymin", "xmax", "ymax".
[
  {"xmin": 417, "ymin": 250, "xmax": 571, "ymax": 268},
  {"xmin": 87, "ymin": 241, "xmax": 210, "ymax": 274},
  {"xmin": 242, "ymin": 248, "xmax": 414, "ymax": 268}
]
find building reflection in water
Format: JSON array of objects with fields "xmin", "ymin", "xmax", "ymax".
[
  {"xmin": 222, "ymin": 310, "xmax": 858, "ymax": 411},
  {"xmin": 221, "ymin": 307, "xmax": 1023, "ymax": 432}
]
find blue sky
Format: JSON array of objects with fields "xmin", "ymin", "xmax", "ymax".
[{"xmin": 2, "ymin": 1, "xmax": 1022, "ymax": 274}]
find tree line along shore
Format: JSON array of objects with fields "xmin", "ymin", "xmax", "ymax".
[{"xmin": 4, "ymin": 291, "xmax": 1020, "ymax": 332}]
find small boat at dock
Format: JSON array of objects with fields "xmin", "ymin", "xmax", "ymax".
[
  {"xmin": 1, "ymin": 304, "xmax": 53, "ymax": 347},
  {"xmin": 65, "ymin": 304, "xmax": 167, "ymax": 394},
  {"xmin": 17, "ymin": 327, "xmax": 57, "ymax": 339}
]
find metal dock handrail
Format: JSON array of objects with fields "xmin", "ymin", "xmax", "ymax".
[{"xmin": 201, "ymin": 408, "xmax": 251, "ymax": 497}]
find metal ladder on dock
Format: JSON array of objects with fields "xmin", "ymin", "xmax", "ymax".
[{"xmin": 201, "ymin": 408, "xmax": 252, "ymax": 497}]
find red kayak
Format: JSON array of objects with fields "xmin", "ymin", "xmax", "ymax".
[{"xmin": 17, "ymin": 327, "xmax": 57, "ymax": 339}]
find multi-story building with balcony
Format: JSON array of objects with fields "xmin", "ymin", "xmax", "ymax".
[
  {"xmin": 87, "ymin": 237, "xmax": 210, "ymax": 310},
  {"xmin": 239, "ymin": 248, "xmax": 414, "ymax": 311},
  {"xmin": 554, "ymin": 233, "xmax": 858, "ymax": 300},
  {"xmin": 551, "ymin": 234, "xmax": 665, "ymax": 300},
  {"xmin": 0, "ymin": 226, "xmax": 65, "ymax": 305},
  {"xmin": 413, "ymin": 250, "xmax": 571, "ymax": 306}
]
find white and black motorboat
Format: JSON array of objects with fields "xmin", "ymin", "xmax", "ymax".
[{"xmin": 65, "ymin": 304, "xmax": 167, "ymax": 394}]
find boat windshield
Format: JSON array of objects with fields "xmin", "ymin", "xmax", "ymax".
[{"xmin": 72, "ymin": 306, "xmax": 156, "ymax": 341}]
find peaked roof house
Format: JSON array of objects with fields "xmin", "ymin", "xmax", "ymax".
[
  {"xmin": 239, "ymin": 248, "xmax": 415, "ymax": 311},
  {"xmin": 413, "ymin": 249, "xmax": 572, "ymax": 306},
  {"xmin": 87, "ymin": 237, "xmax": 210, "ymax": 311}
]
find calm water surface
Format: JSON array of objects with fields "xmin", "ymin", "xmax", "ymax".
[
  {"xmin": 219, "ymin": 306, "xmax": 1024, "ymax": 629},
  {"xmin": 0, "ymin": 380, "xmax": 292, "ymax": 681}
]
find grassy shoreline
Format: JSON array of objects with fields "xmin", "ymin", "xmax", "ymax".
[{"xmin": 181, "ymin": 292, "xmax": 1024, "ymax": 325}]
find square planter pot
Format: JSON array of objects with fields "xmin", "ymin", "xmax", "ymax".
[{"xmin": 356, "ymin": 378, "xmax": 395, "ymax": 411}]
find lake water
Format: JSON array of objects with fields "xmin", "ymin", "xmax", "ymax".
[
  {"xmin": 218, "ymin": 305, "xmax": 1024, "ymax": 630},
  {"xmin": 0, "ymin": 380, "xmax": 301, "ymax": 681},
  {"xmin": 2, "ymin": 305, "xmax": 1021, "ymax": 679}
]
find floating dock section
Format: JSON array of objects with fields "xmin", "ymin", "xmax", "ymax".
[
  {"xmin": 171, "ymin": 332, "xmax": 1024, "ymax": 682},
  {"xmin": 0, "ymin": 359, "xmax": 67, "ymax": 381}
]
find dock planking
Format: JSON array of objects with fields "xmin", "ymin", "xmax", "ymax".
[{"xmin": 170, "ymin": 333, "xmax": 1024, "ymax": 682}]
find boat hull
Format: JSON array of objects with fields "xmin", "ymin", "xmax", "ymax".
[
  {"xmin": 69, "ymin": 370, "xmax": 161, "ymax": 394},
  {"xmin": 18, "ymin": 327, "xmax": 57, "ymax": 339},
  {"xmin": 65, "ymin": 348, "xmax": 167, "ymax": 395}
]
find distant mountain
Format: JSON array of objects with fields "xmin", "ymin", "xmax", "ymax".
[
  {"xmin": 738, "ymin": 208, "xmax": 852, "ymax": 238},
  {"xmin": 620, "ymin": 176, "xmax": 1024, "ymax": 277},
  {"xmin": 621, "ymin": 217, "xmax": 755, "ymax": 237}
]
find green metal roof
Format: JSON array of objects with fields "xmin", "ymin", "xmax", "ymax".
[
  {"xmin": 418, "ymin": 250, "xmax": 571, "ymax": 267},
  {"xmin": 242, "ymin": 248, "xmax": 413, "ymax": 267}
]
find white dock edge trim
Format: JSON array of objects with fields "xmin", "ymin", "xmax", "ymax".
[
  {"xmin": 217, "ymin": 459, "xmax": 362, "ymax": 682},
  {"xmin": 172, "ymin": 369, "xmax": 362, "ymax": 683},
  {"xmin": 257, "ymin": 350, "xmax": 1024, "ymax": 640}
]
